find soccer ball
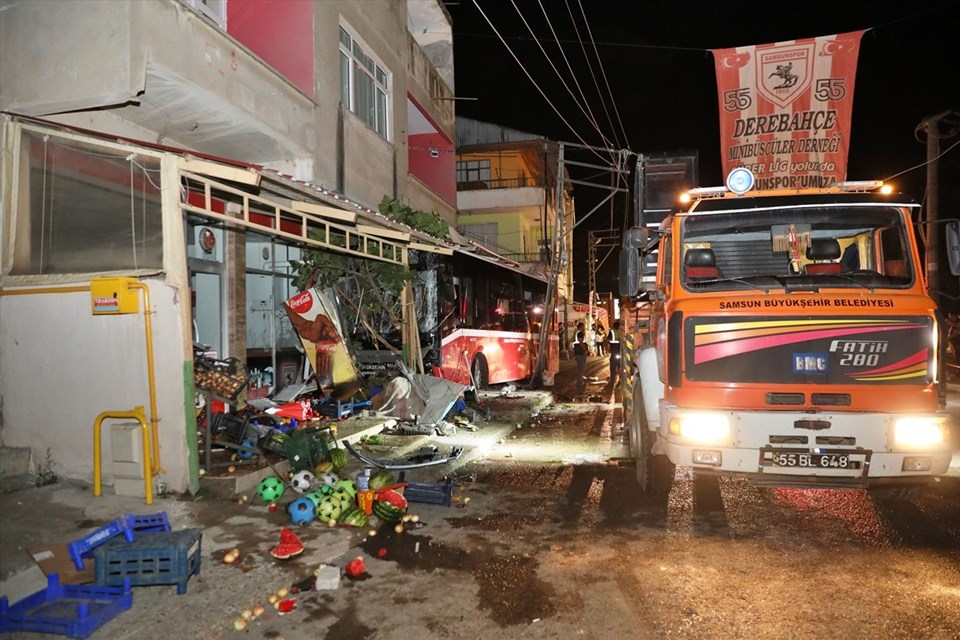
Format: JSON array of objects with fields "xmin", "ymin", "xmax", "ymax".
[
  {"xmin": 257, "ymin": 476, "xmax": 286, "ymax": 503},
  {"xmin": 334, "ymin": 479, "xmax": 357, "ymax": 499},
  {"xmin": 288, "ymin": 496, "xmax": 316, "ymax": 525},
  {"xmin": 290, "ymin": 470, "xmax": 315, "ymax": 494},
  {"xmin": 317, "ymin": 495, "xmax": 343, "ymax": 521},
  {"xmin": 317, "ymin": 472, "xmax": 339, "ymax": 488}
]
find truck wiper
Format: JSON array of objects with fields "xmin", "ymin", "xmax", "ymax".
[{"xmin": 688, "ymin": 277, "xmax": 772, "ymax": 293}]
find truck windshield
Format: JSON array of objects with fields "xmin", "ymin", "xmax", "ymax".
[{"xmin": 679, "ymin": 206, "xmax": 913, "ymax": 291}]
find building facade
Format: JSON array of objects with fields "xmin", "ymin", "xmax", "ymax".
[
  {"xmin": 0, "ymin": 0, "xmax": 456, "ymax": 495},
  {"xmin": 454, "ymin": 117, "xmax": 575, "ymax": 302}
]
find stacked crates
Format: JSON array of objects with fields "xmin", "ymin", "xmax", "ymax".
[{"xmin": 91, "ymin": 528, "xmax": 202, "ymax": 595}]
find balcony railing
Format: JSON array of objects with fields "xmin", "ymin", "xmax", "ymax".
[
  {"xmin": 456, "ymin": 176, "xmax": 537, "ymax": 191},
  {"xmin": 502, "ymin": 251, "xmax": 550, "ymax": 264}
]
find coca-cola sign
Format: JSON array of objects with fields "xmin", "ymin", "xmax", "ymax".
[{"xmin": 287, "ymin": 290, "xmax": 313, "ymax": 314}]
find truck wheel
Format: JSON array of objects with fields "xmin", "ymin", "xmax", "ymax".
[{"xmin": 630, "ymin": 389, "xmax": 674, "ymax": 493}]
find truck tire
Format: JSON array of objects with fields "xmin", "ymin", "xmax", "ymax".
[{"xmin": 630, "ymin": 388, "xmax": 674, "ymax": 493}]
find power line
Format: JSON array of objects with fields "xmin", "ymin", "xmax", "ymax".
[
  {"xmin": 507, "ymin": 0, "xmax": 617, "ymax": 153},
  {"xmin": 573, "ymin": 0, "xmax": 630, "ymax": 150},
  {"xmin": 470, "ymin": 0, "xmax": 615, "ymax": 167}
]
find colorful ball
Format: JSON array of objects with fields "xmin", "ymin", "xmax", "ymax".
[
  {"xmin": 317, "ymin": 495, "xmax": 342, "ymax": 521},
  {"xmin": 334, "ymin": 479, "xmax": 357, "ymax": 499},
  {"xmin": 237, "ymin": 438, "xmax": 257, "ymax": 460},
  {"xmin": 290, "ymin": 470, "xmax": 315, "ymax": 494},
  {"xmin": 288, "ymin": 496, "xmax": 316, "ymax": 525},
  {"xmin": 257, "ymin": 476, "xmax": 285, "ymax": 503},
  {"xmin": 317, "ymin": 472, "xmax": 339, "ymax": 487}
]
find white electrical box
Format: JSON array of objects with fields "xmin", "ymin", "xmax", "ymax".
[{"xmin": 110, "ymin": 423, "xmax": 145, "ymax": 497}]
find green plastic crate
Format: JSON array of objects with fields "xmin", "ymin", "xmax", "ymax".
[{"xmin": 283, "ymin": 427, "xmax": 331, "ymax": 471}]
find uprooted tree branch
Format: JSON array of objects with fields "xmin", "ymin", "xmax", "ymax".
[{"xmin": 289, "ymin": 197, "xmax": 449, "ymax": 353}]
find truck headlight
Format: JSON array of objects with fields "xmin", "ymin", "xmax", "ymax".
[
  {"xmin": 894, "ymin": 416, "xmax": 948, "ymax": 448},
  {"xmin": 669, "ymin": 413, "xmax": 730, "ymax": 443}
]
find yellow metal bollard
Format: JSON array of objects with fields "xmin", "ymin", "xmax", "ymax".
[{"xmin": 94, "ymin": 406, "xmax": 153, "ymax": 505}]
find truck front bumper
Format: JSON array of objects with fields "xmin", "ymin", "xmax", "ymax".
[{"xmin": 657, "ymin": 404, "xmax": 952, "ymax": 487}]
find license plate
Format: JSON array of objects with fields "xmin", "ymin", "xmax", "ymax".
[{"xmin": 769, "ymin": 452, "xmax": 858, "ymax": 469}]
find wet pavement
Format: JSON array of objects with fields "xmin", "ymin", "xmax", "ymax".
[{"xmin": 2, "ymin": 355, "xmax": 959, "ymax": 639}]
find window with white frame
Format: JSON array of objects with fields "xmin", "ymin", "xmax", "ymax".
[
  {"xmin": 182, "ymin": 0, "xmax": 226, "ymax": 29},
  {"xmin": 339, "ymin": 24, "xmax": 390, "ymax": 139}
]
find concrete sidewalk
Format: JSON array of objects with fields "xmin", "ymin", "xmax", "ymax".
[{"xmin": 0, "ymin": 388, "xmax": 552, "ymax": 639}]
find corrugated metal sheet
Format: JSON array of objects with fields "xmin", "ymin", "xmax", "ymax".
[{"xmin": 456, "ymin": 116, "xmax": 546, "ymax": 147}]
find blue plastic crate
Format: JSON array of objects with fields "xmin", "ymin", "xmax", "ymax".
[
  {"xmin": 125, "ymin": 511, "xmax": 171, "ymax": 533},
  {"xmin": 0, "ymin": 573, "xmax": 132, "ymax": 639},
  {"xmin": 404, "ymin": 480, "xmax": 454, "ymax": 506},
  {"xmin": 67, "ymin": 519, "xmax": 135, "ymax": 571},
  {"xmin": 92, "ymin": 529, "xmax": 201, "ymax": 595}
]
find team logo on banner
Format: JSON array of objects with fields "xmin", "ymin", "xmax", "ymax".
[
  {"xmin": 712, "ymin": 31, "xmax": 865, "ymax": 190},
  {"xmin": 757, "ymin": 44, "xmax": 814, "ymax": 108}
]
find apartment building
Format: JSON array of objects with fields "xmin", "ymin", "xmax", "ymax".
[{"xmin": 0, "ymin": 0, "xmax": 456, "ymax": 495}]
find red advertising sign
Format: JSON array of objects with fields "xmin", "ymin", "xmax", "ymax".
[{"xmin": 712, "ymin": 30, "xmax": 864, "ymax": 190}]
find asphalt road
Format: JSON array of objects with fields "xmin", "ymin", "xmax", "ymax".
[
  {"xmin": 5, "ymin": 355, "xmax": 954, "ymax": 640},
  {"xmin": 206, "ymin": 358, "xmax": 959, "ymax": 640}
]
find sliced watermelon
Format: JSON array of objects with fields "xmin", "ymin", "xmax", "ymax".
[
  {"xmin": 372, "ymin": 489, "xmax": 408, "ymax": 523},
  {"xmin": 270, "ymin": 527, "xmax": 305, "ymax": 560}
]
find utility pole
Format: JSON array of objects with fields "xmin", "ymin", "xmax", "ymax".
[
  {"xmin": 530, "ymin": 143, "xmax": 630, "ymax": 386},
  {"xmin": 921, "ymin": 111, "xmax": 949, "ymax": 297}
]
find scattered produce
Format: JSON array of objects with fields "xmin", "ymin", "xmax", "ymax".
[
  {"xmin": 344, "ymin": 556, "xmax": 366, "ymax": 578},
  {"xmin": 372, "ymin": 489, "xmax": 408, "ymax": 523},
  {"xmin": 270, "ymin": 528, "xmax": 305, "ymax": 560}
]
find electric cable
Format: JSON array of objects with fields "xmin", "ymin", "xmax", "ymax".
[
  {"xmin": 573, "ymin": 0, "xmax": 630, "ymax": 151},
  {"xmin": 526, "ymin": 0, "xmax": 619, "ymax": 153},
  {"xmin": 471, "ymin": 0, "xmax": 618, "ymax": 167}
]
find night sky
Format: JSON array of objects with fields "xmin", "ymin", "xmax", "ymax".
[{"xmin": 447, "ymin": 0, "xmax": 960, "ymax": 299}]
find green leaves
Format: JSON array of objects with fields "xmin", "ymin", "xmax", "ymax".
[{"xmin": 378, "ymin": 196, "xmax": 449, "ymax": 240}]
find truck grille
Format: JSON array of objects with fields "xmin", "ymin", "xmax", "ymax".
[
  {"xmin": 812, "ymin": 393, "xmax": 851, "ymax": 406},
  {"xmin": 766, "ymin": 393, "xmax": 805, "ymax": 405}
]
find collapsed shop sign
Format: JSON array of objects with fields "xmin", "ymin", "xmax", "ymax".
[{"xmin": 283, "ymin": 288, "xmax": 359, "ymax": 390}]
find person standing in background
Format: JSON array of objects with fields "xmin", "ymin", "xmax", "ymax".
[
  {"xmin": 574, "ymin": 321, "xmax": 589, "ymax": 392},
  {"xmin": 607, "ymin": 319, "xmax": 622, "ymax": 384},
  {"xmin": 594, "ymin": 319, "xmax": 606, "ymax": 356}
]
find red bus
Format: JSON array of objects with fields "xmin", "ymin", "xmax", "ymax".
[{"xmin": 428, "ymin": 251, "xmax": 559, "ymax": 387}]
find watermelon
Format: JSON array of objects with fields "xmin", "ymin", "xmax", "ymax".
[
  {"xmin": 368, "ymin": 470, "xmax": 395, "ymax": 491},
  {"xmin": 270, "ymin": 527, "xmax": 305, "ymax": 560},
  {"xmin": 338, "ymin": 507, "xmax": 369, "ymax": 527},
  {"xmin": 329, "ymin": 448, "xmax": 348, "ymax": 472},
  {"xmin": 372, "ymin": 489, "xmax": 408, "ymax": 523}
]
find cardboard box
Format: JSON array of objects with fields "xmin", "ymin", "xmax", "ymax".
[{"xmin": 27, "ymin": 543, "xmax": 94, "ymax": 585}]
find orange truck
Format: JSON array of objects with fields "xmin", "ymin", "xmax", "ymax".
[{"xmin": 619, "ymin": 169, "xmax": 960, "ymax": 496}]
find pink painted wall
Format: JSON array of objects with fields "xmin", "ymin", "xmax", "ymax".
[
  {"xmin": 409, "ymin": 131, "xmax": 456, "ymax": 205},
  {"xmin": 227, "ymin": 0, "xmax": 314, "ymax": 97},
  {"xmin": 407, "ymin": 96, "xmax": 456, "ymax": 205}
]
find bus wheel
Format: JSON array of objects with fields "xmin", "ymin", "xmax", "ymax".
[{"xmin": 471, "ymin": 355, "xmax": 489, "ymax": 389}]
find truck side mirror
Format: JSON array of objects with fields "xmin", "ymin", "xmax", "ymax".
[
  {"xmin": 946, "ymin": 220, "xmax": 960, "ymax": 276},
  {"xmin": 619, "ymin": 249, "xmax": 639, "ymax": 297},
  {"xmin": 619, "ymin": 227, "xmax": 652, "ymax": 297},
  {"xmin": 624, "ymin": 227, "xmax": 649, "ymax": 249}
]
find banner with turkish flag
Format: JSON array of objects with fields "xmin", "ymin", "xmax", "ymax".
[{"xmin": 712, "ymin": 30, "xmax": 865, "ymax": 190}]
